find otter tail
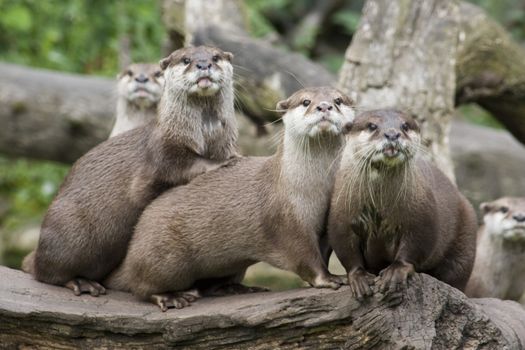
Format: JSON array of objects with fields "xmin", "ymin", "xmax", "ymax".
[{"xmin": 21, "ymin": 250, "xmax": 36, "ymax": 275}]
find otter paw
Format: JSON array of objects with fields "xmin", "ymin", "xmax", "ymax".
[
  {"xmin": 348, "ymin": 269, "xmax": 375, "ymax": 300},
  {"xmin": 376, "ymin": 261, "xmax": 415, "ymax": 295},
  {"xmin": 150, "ymin": 290, "xmax": 201, "ymax": 312},
  {"xmin": 65, "ymin": 278, "xmax": 106, "ymax": 297},
  {"xmin": 203, "ymin": 283, "xmax": 269, "ymax": 297},
  {"xmin": 312, "ymin": 273, "xmax": 346, "ymax": 290}
]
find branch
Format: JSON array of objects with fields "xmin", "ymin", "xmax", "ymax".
[
  {"xmin": 456, "ymin": 1, "xmax": 525, "ymax": 145},
  {"xmin": 1, "ymin": 266, "xmax": 524, "ymax": 348}
]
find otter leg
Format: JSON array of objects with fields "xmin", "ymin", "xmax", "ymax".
[
  {"xmin": 150, "ymin": 289, "xmax": 201, "ymax": 312},
  {"xmin": 65, "ymin": 278, "xmax": 106, "ymax": 297}
]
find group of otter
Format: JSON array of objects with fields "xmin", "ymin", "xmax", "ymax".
[{"xmin": 20, "ymin": 45, "xmax": 525, "ymax": 311}]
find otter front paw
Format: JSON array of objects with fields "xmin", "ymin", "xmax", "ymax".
[
  {"xmin": 312, "ymin": 273, "xmax": 347, "ymax": 290},
  {"xmin": 348, "ymin": 268, "xmax": 375, "ymax": 300},
  {"xmin": 65, "ymin": 278, "xmax": 106, "ymax": 297},
  {"xmin": 376, "ymin": 260, "xmax": 415, "ymax": 295},
  {"xmin": 150, "ymin": 289, "xmax": 201, "ymax": 312}
]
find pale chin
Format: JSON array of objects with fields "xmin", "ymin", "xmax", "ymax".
[
  {"xmin": 307, "ymin": 124, "xmax": 340, "ymax": 137},
  {"xmin": 188, "ymin": 83, "xmax": 220, "ymax": 97}
]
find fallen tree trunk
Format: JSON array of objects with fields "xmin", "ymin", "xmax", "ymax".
[
  {"xmin": 1, "ymin": 266, "xmax": 524, "ymax": 348},
  {"xmin": 0, "ymin": 63, "xmax": 115, "ymax": 163}
]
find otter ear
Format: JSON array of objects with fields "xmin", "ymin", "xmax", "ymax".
[
  {"xmin": 276, "ymin": 99, "xmax": 290, "ymax": 112},
  {"xmin": 480, "ymin": 202, "xmax": 492, "ymax": 214},
  {"xmin": 159, "ymin": 55, "xmax": 172, "ymax": 71},
  {"xmin": 224, "ymin": 52, "xmax": 234, "ymax": 62}
]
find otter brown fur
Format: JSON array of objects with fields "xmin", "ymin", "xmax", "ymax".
[
  {"xmin": 110, "ymin": 63, "xmax": 164, "ymax": 137},
  {"xmin": 105, "ymin": 86, "xmax": 356, "ymax": 311},
  {"xmin": 466, "ymin": 197, "xmax": 525, "ymax": 302},
  {"xmin": 23, "ymin": 46, "xmax": 238, "ymax": 296},
  {"xmin": 327, "ymin": 109, "xmax": 477, "ymax": 299}
]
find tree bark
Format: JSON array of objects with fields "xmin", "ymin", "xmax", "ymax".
[
  {"xmin": 0, "ymin": 62, "xmax": 114, "ymax": 163},
  {"xmin": 1, "ymin": 266, "xmax": 524, "ymax": 349},
  {"xmin": 456, "ymin": 2, "xmax": 525, "ymax": 145},
  {"xmin": 338, "ymin": 0, "xmax": 460, "ymax": 181}
]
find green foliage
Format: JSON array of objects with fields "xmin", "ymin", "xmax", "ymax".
[
  {"xmin": 332, "ymin": 9, "xmax": 361, "ymax": 35},
  {"xmin": 0, "ymin": 0, "xmax": 165, "ymax": 76},
  {"xmin": 467, "ymin": 0, "xmax": 525, "ymax": 42},
  {"xmin": 0, "ymin": 157, "xmax": 69, "ymax": 231},
  {"xmin": 457, "ymin": 104, "xmax": 504, "ymax": 129}
]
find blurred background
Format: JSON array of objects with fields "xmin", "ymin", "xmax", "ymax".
[{"xmin": 0, "ymin": 0, "xmax": 524, "ymax": 290}]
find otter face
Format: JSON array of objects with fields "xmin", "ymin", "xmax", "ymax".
[
  {"xmin": 481, "ymin": 197, "xmax": 525, "ymax": 242},
  {"xmin": 346, "ymin": 109, "xmax": 420, "ymax": 167},
  {"xmin": 160, "ymin": 46, "xmax": 233, "ymax": 97},
  {"xmin": 118, "ymin": 63, "xmax": 164, "ymax": 108},
  {"xmin": 277, "ymin": 86, "xmax": 355, "ymax": 139}
]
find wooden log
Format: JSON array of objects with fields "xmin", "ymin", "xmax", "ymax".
[{"xmin": 1, "ymin": 266, "xmax": 524, "ymax": 348}]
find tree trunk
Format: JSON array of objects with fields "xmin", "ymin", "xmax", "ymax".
[
  {"xmin": 456, "ymin": 2, "xmax": 525, "ymax": 145},
  {"xmin": 338, "ymin": 0, "xmax": 460, "ymax": 181},
  {"xmin": 0, "ymin": 62, "xmax": 114, "ymax": 163},
  {"xmin": 1, "ymin": 266, "xmax": 524, "ymax": 349}
]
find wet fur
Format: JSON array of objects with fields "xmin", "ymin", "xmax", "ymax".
[{"xmin": 24, "ymin": 46, "xmax": 238, "ymax": 286}]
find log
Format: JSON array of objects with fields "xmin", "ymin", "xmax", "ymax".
[
  {"xmin": 1, "ymin": 266, "xmax": 524, "ymax": 348},
  {"xmin": 0, "ymin": 62, "xmax": 114, "ymax": 163}
]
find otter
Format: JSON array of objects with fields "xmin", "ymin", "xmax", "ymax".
[
  {"xmin": 105, "ymin": 86, "xmax": 356, "ymax": 311},
  {"xmin": 327, "ymin": 109, "xmax": 477, "ymax": 300},
  {"xmin": 22, "ymin": 46, "xmax": 238, "ymax": 296},
  {"xmin": 466, "ymin": 197, "xmax": 525, "ymax": 302},
  {"xmin": 110, "ymin": 63, "xmax": 164, "ymax": 137}
]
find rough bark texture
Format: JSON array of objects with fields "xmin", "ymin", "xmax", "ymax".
[
  {"xmin": 1, "ymin": 266, "xmax": 524, "ymax": 349},
  {"xmin": 456, "ymin": 2, "xmax": 525, "ymax": 145},
  {"xmin": 0, "ymin": 62, "xmax": 115, "ymax": 163},
  {"xmin": 338, "ymin": 0, "xmax": 460, "ymax": 181}
]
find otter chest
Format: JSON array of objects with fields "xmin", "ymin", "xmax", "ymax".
[{"xmin": 351, "ymin": 206, "xmax": 403, "ymax": 265}]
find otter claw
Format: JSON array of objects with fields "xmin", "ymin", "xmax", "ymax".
[
  {"xmin": 312, "ymin": 274, "xmax": 346, "ymax": 289},
  {"xmin": 348, "ymin": 269, "xmax": 375, "ymax": 300},
  {"xmin": 65, "ymin": 278, "xmax": 106, "ymax": 297},
  {"xmin": 150, "ymin": 290, "xmax": 201, "ymax": 312}
]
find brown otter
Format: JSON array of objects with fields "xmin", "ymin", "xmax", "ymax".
[
  {"xmin": 110, "ymin": 63, "xmax": 164, "ymax": 137},
  {"xmin": 466, "ymin": 197, "xmax": 525, "ymax": 302},
  {"xmin": 22, "ymin": 46, "xmax": 238, "ymax": 296},
  {"xmin": 327, "ymin": 109, "xmax": 477, "ymax": 300},
  {"xmin": 105, "ymin": 86, "xmax": 356, "ymax": 311}
]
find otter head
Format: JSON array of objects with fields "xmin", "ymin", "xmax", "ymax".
[
  {"xmin": 345, "ymin": 109, "xmax": 420, "ymax": 168},
  {"xmin": 481, "ymin": 197, "xmax": 525, "ymax": 243},
  {"xmin": 276, "ymin": 86, "xmax": 355, "ymax": 140},
  {"xmin": 118, "ymin": 63, "xmax": 164, "ymax": 109},
  {"xmin": 159, "ymin": 46, "xmax": 233, "ymax": 97}
]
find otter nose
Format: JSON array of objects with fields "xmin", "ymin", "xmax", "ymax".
[
  {"xmin": 384, "ymin": 130, "xmax": 401, "ymax": 141},
  {"xmin": 196, "ymin": 60, "xmax": 212, "ymax": 70},
  {"xmin": 135, "ymin": 74, "xmax": 149, "ymax": 83},
  {"xmin": 316, "ymin": 102, "xmax": 333, "ymax": 112},
  {"xmin": 513, "ymin": 213, "xmax": 525, "ymax": 222}
]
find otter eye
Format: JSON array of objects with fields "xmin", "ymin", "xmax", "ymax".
[
  {"xmin": 126, "ymin": 70, "xmax": 133, "ymax": 77},
  {"xmin": 401, "ymin": 122, "xmax": 410, "ymax": 132},
  {"xmin": 212, "ymin": 55, "xmax": 220, "ymax": 63},
  {"xmin": 182, "ymin": 57, "xmax": 191, "ymax": 65},
  {"xmin": 154, "ymin": 71, "xmax": 162, "ymax": 78},
  {"xmin": 302, "ymin": 99, "xmax": 311, "ymax": 107},
  {"xmin": 334, "ymin": 97, "xmax": 343, "ymax": 106},
  {"xmin": 367, "ymin": 123, "xmax": 378, "ymax": 132},
  {"xmin": 500, "ymin": 206, "xmax": 509, "ymax": 213}
]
